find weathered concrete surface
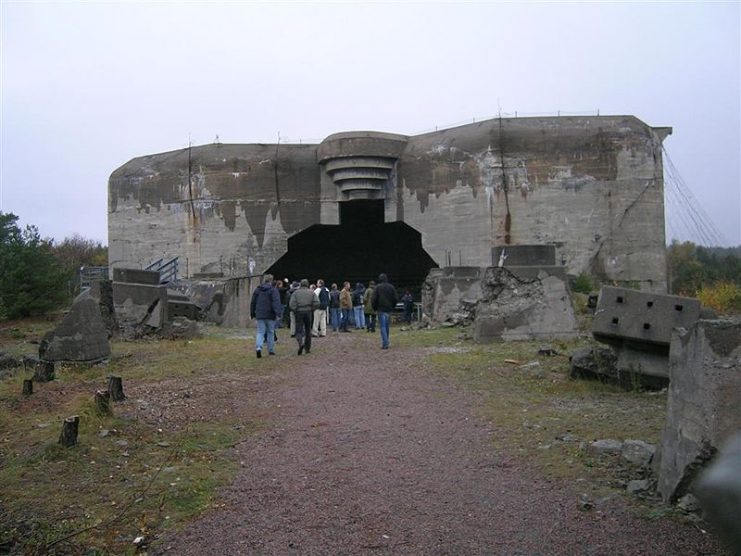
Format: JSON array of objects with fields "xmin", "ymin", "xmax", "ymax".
[
  {"xmin": 109, "ymin": 115, "xmax": 670, "ymax": 291},
  {"xmin": 113, "ymin": 272, "xmax": 168, "ymax": 336},
  {"xmin": 421, "ymin": 267, "xmax": 483, "ymax": 322},
  {"xmin": 656, "ymin": 317, "xmax": 741, "ymax": 503},
  {"xmin": 592, "ymin": 286, "xmax": 701, "ymax": 378},
  {"xmin": 170, "ymin": 276, "xmax": 262, "ymax": 328},
  {"xmin": 112, "ymin": 268, "xmax": 161, "ymax": 286},
  {"xmin": 473, "ymin": 267, "xmax": 578, "ymax": 342},
  {"xmin": 39, "ymin": 290, "xmax": 111, "ymax": 363}
]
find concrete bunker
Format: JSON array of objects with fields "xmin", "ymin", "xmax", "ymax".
[{"xmin": 267, "ymin": 199, "xmax": 438, "ymax": 289}]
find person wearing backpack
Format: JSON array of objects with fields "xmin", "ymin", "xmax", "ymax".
[{"xmin": 311, "ymin": 279, "xmax": 330, "ymax": 337}]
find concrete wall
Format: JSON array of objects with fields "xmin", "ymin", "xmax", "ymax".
[
  {"xmin": 109, "ymin": 115, "xmax": 669, "ymax": 291},
  {"xmin": 656, "ymin": 317, "xmax": 741, "ymax": 502}
]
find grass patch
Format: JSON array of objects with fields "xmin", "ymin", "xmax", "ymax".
[
  {"xmin": 0, "ymin": 326, "xmax": 267, "ymax": 555},
  {"xmin": 406, "ymin": 328, "xmax": 666, "ymax": 488}
]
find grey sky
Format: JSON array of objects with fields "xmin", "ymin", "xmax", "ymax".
[{"xmin": 2, "ymin": 1, "xmax": 739, "ymax": 246}]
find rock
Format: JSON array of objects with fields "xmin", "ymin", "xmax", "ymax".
[
  {"xmin": 621, "ymin": 439, "xmax": 656, "ymax": 468},
  {"xmin": 158, "ymin": 317, "xmax": 202, "ymax": 340},
  {"xmin": 39, "ymin": 290, "xmax": 111, "ymax": 363},
  {"xmin": 577, "ymin": 493, "xmax": 594, "ymax": 511},
  {"xmin": 570, "ymin": 346, "xmax": 619, "ymax": 382},
  {"xmin": 587, "ymin": 439, "xmax": 623, "ymax": 456},
  {"xmin": 676, "ymin": 493, "xmax": 701, "ymax": 513},
  {"xmin": 557, "ymin": 433, "xmax": 579, "ymax": 443},
  {"xmin": 519, "ymin": 361, "xmax": 546, "ymax": 379},
  {"xmin": 626, "ymin": 479, "xmax": 651, "ymax": 495}
]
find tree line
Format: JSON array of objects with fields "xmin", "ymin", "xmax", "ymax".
[
  {"xmin": 0, "ymin": 212, "xmax": 107, "ymax": 320},
  {"xmin": 667, "ymin": 240, "xmax": 741, "ymax": 313}
]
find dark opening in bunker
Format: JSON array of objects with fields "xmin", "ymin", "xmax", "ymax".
[{"xmin": 267, "ymin": 200, "xmax": 437, "ymax": 293}]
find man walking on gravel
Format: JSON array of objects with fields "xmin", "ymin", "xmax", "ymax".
[
  {"xmin": 250, "ymin": 273, "xmax": 282, "ymax": 358},
  {"xmin": 290, "ymin": 279, "xmax": 318, "ymax": 355},
  {"xmin": 371, "ymin": 273, "xmax": 398, "ymax": 350}
]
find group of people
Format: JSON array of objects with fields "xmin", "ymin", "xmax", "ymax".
[{"xmin": 249, "ymin": 273, "xmax": 402, "ymax": 357}]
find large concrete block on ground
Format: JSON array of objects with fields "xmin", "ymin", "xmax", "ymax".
[
  {"xmin": 473, "ymin": 267, "xmax": 577, "ymax": 342},
  {"xmin": 656, "ymin": 317, "xmax": 741, "ymax": 503},
  {"xmin": 421, "ymin": 267, "xmax": 483, "ymax": 322},
  {"xmin": 39, "ymin": 290, "xmax": 111, "ymax": 363},
  {"xmin": 592, "ymin": 286, "xmax": 701, "ymax": 378},
  {"xmin": 594, "ymin": 286, "xmax": 700, "ymax": 346},
  {"xmin": 113, "ymin": 281, "xmax": 168, "ymax": 331},
  {"xmin": 169, "ymin": 276, "xmax": 261, "ymax": 328}
]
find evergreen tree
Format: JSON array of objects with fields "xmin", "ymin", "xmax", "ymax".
[{"xmin": 0, "ymin": 213, "xmax": 67, "ymax": 320}]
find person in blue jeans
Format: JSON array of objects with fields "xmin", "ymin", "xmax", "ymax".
[
  {"xmin": 328, "ymin": 283, "xmax": 341, "ymax": 332},
  {"xmin": 250, "ymin": 273, "xmax": 283, "ymax": 358},
  {"xmin": 371, "ymin": 273, "xmax": 398, "ymax": 350},
  {"xmin": 352, "ymin": 282, "xmax": 366, "ymax": 329}
]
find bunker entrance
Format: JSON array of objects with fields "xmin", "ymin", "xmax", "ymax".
[{"xmin": 267, "ymin": 200, "xmax": 437, "ymax": 292}]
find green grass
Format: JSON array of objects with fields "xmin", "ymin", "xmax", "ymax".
[
  {"xmin": 403, "ymin": 329, "xmax": 667, "ymax": 488},
  {"xmin": 0, "ymin": 328, "xmax": 268, "ymax": 555}
]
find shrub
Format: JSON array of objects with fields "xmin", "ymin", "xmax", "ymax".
[
  {"xmin": 696, "ymin": 281, "xmax": 741, "ymax": 315},
  {"xmin": 572, "ymin": 273, "xmax": 593, "ymax": 294}
]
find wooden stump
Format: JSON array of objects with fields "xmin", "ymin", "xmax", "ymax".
[
  {"xmin": 32, "ymin": 361, "xmax": 55, "ymax": 383},
  {"xmin": 21, "ymin": 379, "xmax": 33, "ymax": 396},
  {"xmin": 59, "ymin": 416, "xmax": 79, "ymax": 447},
  {"xmin": 94, "ymin": 390, "xmax": 112, "ymax": 415},
  {"xmin": 107, "ymin": 376, "xmax": 126, "ymax": 401}
]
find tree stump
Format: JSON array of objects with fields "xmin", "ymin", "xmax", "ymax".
[
  {"xmin": 59, "ymin": 416, "xmax": 79, "ymax": 447},
  {"xmin": 32, "ymin": 360, "xmax": 55, "ymax": 383},
  {"xmin": 21, "ymin": 379, "xmax": 33, "ymax": 396},
  {"xmin": 107, "ymin": 376, "xmax": 126, "ymax": 401},
  {"xmin": 94, "ymin": 390, "xmax": 112, "ymax": 416}
]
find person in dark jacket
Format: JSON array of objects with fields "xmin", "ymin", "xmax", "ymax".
[
  {"xmin": 371, "ymin": 273, "xmax": 398, "ymax": 350},
  {"xmin": 289, "ymin": 279, "xmax": 318, "ymax": 355},
  {"xmin": 352, "ymin": 282, "xmax": 366, "ymax": 330},
  {"xmin": 250, "ymin": 273, "xmax": 282, "ymax": 358}
]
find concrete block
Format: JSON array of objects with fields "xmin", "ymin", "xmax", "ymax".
[
  {"xmin": 473, "ymin": 268, "xmax": 577, "ymax": 342},
  {"xmin": 113, "ymin": 282, "xmax": 168, "ymax": 331},
  {"xmin": 39, "ymin": 290, "xmax": 111, "ymax": 363},
  {"xmin": 656, "ymin": 317, "xmax": 741, "ymax": 503},
  {"xmin": 593, "ymin": 286, "xmax": 700, "ymax": 347},
  {"xmin": 492, "ymin": 244, "xmax": 556, "ymax": 266},
  {"xmin": 113, "ymin": 268, "xmax": 161, "ymax": 285}
]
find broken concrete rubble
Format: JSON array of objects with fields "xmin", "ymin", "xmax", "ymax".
[
  {"xmin": 655, "ymin": 317, "xmax": 741, "ymax": 503},
  {"xmin": 112, "ymin": 268, "xmax": 168, "ymax": 338},
  {"xmin": 39, "ymin": 290, "xmax": 111, "ymax": 364},
  {"xmin": 473, "ymin": 267, "xmax": 578, "ymax": 342}
]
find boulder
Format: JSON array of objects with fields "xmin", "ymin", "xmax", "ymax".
[
  {"xmin": 39, "ymin": 290, "xmax": 111, "ymax": 363},
  {"xmin": 621, "ymin": 439, "xmax": 656, "ymax": 468}
]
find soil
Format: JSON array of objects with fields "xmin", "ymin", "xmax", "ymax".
[{"xmin": 149, "ymin": 329, "xmax": 724, "ymax": 555}]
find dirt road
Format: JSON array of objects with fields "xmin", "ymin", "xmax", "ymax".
[{"xmin": 153, "ymin": 331, "xmax": 724, "ymax": 555}]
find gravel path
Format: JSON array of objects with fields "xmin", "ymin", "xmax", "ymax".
[{"xmin": 154, "ymin": 331, "xmax": 724, "ymax": 555}]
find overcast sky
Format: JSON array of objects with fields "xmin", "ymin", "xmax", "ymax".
[{"xmin": 2, "ymin": 1, "xmax": 739, "ymax": 246}]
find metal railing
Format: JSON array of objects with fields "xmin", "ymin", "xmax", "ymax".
[{"xmin": 145, "ymin": 257, "xmax": 179, "ymax": 284}]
